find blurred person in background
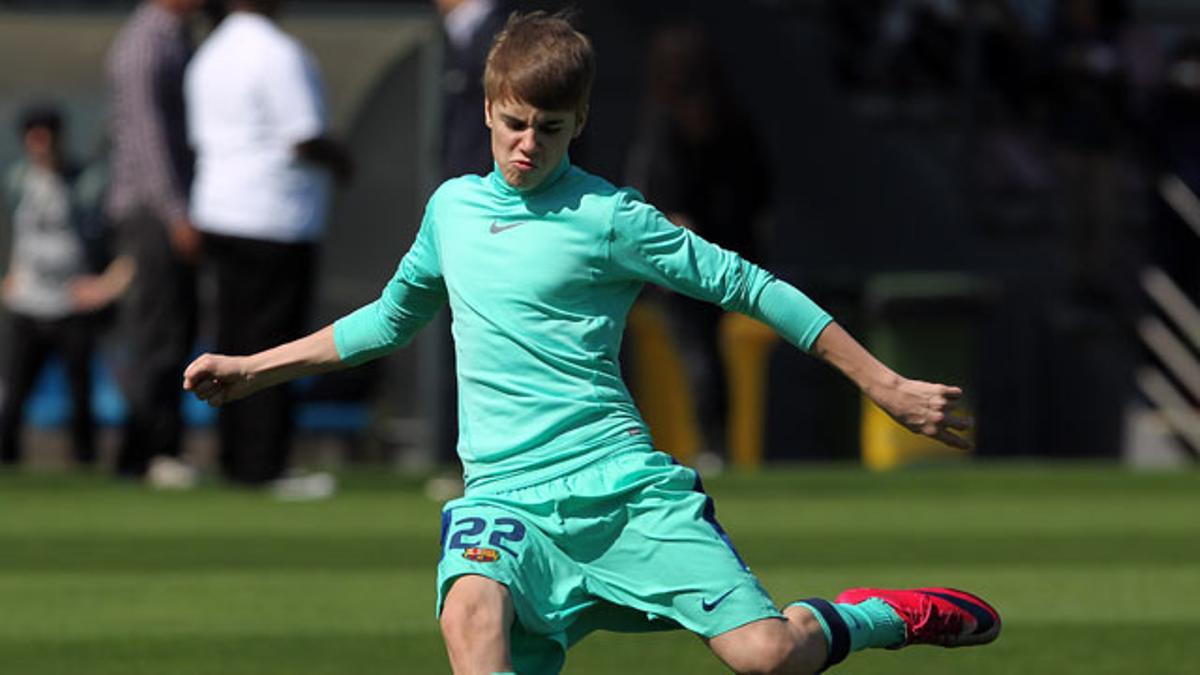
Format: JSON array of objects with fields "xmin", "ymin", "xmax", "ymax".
[
  {"xmin": 428, "ymin": 0, "xmax": 510, "ymax": 483},
  {"xmin": 1, "ymin": 105, "xmax": 130, "ymax": 469},
  {"xmin": 185, "ymin": 0, "xmax": 350, "ymax": 490},
  {"xmin": 182, "ymin": 12, "xmax": 999, "ymax": 673},
  {"xmin": 105, "ymin": 0, "xmax": 205, "ymax": 486},
  {"xmin": 438, "ymin": 0, "xmax": 511, "ymax": 180},
  {"xmin": 626, "ymin": 23, "xmax": 772, "ymax": 467}
]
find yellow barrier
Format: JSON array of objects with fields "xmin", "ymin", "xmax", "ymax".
[
  {"xmin": 625, "ymin": 302, "xmax": 701, "ymax": 464},
  {"xmin": 626, "ymin": 302, "xmax": 779, "ymax": 469},
  {"xmin": 860, "ymin": 397, "xmax": 975, "ymax": 471},
  {"xmin": 719, "ymin": 313, "xmax": 780, "ymax": 469},
  {"xmin": 859, "ymin": 272, "xmax": 981, "ymax": 471}
]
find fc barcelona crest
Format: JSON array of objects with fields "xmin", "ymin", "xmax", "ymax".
[{"xmin": 463, "ymin": 547, "xmax": 501, "ymax": 563}]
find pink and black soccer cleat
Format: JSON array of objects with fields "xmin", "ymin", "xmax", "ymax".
[{"xmin": 835, "ymin": 587, "xmax": 1001, "ymax": 648}]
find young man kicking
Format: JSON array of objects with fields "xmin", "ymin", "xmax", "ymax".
[{"xmin": 183, "ymin": 12, "xmax": 1000, "ymax": 674}]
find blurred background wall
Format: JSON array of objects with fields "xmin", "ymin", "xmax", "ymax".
[{"xmin": 2, "ymin": 0, "xmax": 1199, "ymax": 469}]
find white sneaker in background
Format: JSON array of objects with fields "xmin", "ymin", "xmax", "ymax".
[
  {"xmin": 270, "ymin": 471, "xmax": 337, "ymax": 502},
  {"xmin": 147, "ymin": 456, "xmax": 198, "ymax": 490},
  {"xmin": 694, "ymin": 451, "xmax": 726, "ymax": 478},
  {"xmin": 423, "ymin": 474, "xmax": 464, "ymax": 502}
]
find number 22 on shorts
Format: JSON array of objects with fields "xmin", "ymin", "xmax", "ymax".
[{"xmin": 444, "ymin": 515, "xmax": 527, "ymax": 561}]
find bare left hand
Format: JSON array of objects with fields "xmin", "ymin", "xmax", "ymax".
[
  {"xmin": 69, "ymin": 276, "xmax": 115, "ymax": 312},
  {"xmin": 876, "ymin": 378, "xmax": 973, "ymax": 449}
]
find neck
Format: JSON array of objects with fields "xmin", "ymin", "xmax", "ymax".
[{"xmin": 29, "ymin": 154, "xmax": 60, "ymax": 172}]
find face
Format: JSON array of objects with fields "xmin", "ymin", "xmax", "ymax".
[
  {"xmin": 160, "ymin": 0, "xmax": 207, "ymax": 16},
  {"xmin": 485, "ymin": 98, "xmax": 586, "ymax": 191},
  {"xmin": 434, "ymin": 0, "xmax": 465, "ymax": 16},
  {"xmin": 23, "ymin": 126, "xmax": 57, "ymax": 168}
]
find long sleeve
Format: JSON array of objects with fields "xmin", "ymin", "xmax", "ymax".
[
  {"xmin": 606, "ymin": 188, "xmax": 831, "ymax": 351},
  {"xmin": 333, "ymin": 206, "xmax": 447, "ymax": 364},
  {"xmin": 126, "ymin": 48, "xmax": 188, "ymax": 223},
  {"xmin": 106, "ymin": 5, "xmax": 192, "ymax": 223}
]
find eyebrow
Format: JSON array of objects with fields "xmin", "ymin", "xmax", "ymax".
[{"xmin": 500, "ymin": 114, "xmax": 566, "ymax": 127}]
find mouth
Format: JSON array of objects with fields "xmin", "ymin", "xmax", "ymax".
[{"xmin": 512, "ymin": 158, "xmax": 536, "ymax": 173}]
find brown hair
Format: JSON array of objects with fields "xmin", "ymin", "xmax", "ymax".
[{"xmin": 483, "ymin": 11, "xmax": 596, "ymax": 113}]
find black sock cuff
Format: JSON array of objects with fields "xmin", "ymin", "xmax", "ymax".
[{"xmin": 797, "ymin": 597, "xmax": 851, "ymax": 672}]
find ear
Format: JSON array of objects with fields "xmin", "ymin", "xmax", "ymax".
[
  {"xmin": 484, "ymin": 99, "xmax": 494, "ymax": 129},
  {"xmin": 572, "ymin": 105, "xmax": 589, "ymax": 139}
]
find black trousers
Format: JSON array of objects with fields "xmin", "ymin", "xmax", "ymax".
[
  {"xmin": 204, "ymin": 233, "xmax": 315, "ymax": 485},
  {"xmin": 112, "ymin": 210, "xmax": 197, "ymax": 477},
  {"xmin": 0, "ymin": 313, "xmax": 97, "ymax": 465}
]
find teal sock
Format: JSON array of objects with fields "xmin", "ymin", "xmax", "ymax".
[
  {"xmin": 835, "ymin": 598, "xmax": 906, "ymax": 650},
  {"xmin": 789, "ymin": 598, "xmax": 905, "ymax": 669}
]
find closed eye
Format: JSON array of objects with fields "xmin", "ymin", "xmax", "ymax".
[{"xmin": 502, "ymin": 115, "xmax": 528, "ymax": 132}]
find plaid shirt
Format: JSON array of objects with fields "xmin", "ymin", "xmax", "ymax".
[{"xmin": 105, "ymin": 1, "xmax": 194, "ymax": 224}]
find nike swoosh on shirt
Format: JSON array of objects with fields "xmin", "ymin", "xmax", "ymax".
[
  {"xmin": 489, "ymin": 220, "xmax": 527, "ymax": 234},
  {"xmin": 701, "ymin": 588, "xmax": 738, "ymax": 613}
]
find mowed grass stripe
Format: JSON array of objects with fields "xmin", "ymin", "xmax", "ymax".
[
  {"xmin": 0, "ymin": 631, "xmax": 446, "ymax": 675},
  {"xmin": 1, "ymin": 622, "xmax": 1196, "ymax": 675},
  {"xmin": 574, "ymin": 622, "xmax": 1199, "ymax": 675},
  {"xmin": 5, "ymin": 469, "xmax": 1198, "ymax": 536},
  {"xmin": 702, "ymin": 463, "xmax": 1200, "ymax": 497},
  {"xmin": 0, "ymin": 571, "xmax": 436, "ymax": 640},
  {"xmin": 0, "ymin": 529, "xmax": 1196, "ymax": 571},
  {"xmin": 1, "ymin": 465, "xmax": 1197, "ymax": 674},
  {"xmin": 4, "ymin": 565, "xmax": 1198, "ymax": 642},
  {"xmin": 707, "ymin": 494, "xmax": 1200, "ymax": 535},
  {"xmin": 755, "ymin": 565, "xmax": 1200, "ymax": 622}
]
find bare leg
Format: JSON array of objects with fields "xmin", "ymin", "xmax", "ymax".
[
  {"xmin": 704, "ymin": 605, "xmax": 828, "ymax": 675},
  {"xmin": 440, "ymin": 575, "xmax": 514, "ymax": 675}
]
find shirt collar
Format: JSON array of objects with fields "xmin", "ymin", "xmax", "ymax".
[{"xmin": 222, "ymin": 10, "xmax": 275, "ymax": 29}]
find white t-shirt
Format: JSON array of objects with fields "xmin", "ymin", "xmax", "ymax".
[
  {"xmin": 185, "ymin": 12, "xmax": 331, "ymax": 243},
  {"xmin": 3, "ymin": 164, "xmax": 87, "ymax": 319}
]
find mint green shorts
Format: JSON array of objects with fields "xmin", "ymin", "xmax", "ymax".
[{"xmin": 436, "ymin": 448, "xmax": 782, "ymax": 674}]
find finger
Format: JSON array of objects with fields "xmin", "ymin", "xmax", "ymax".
[
  {"xmin": 943, "ymin": 412, "xmax": 974, "ymax": 431},
  {"xmin": 941, "ymin": 386, "xmax": 963, "ymax": 400},
  {"xmin": 192, "ymin": 380, "xmax": 221, "ymax": 400},
  {"xmin": 933, "ymin": 428, "xmax": 972, "ymax": 450},
  {"xmin": 209, "ymin": 390, "xmax": 230, "ymax": 407},
  {"xmin": 184, "ymin": 371, "xmax": 214, "ymax": 394},
  {"xmin": 183, "ymin": 358, "xmax": 210, "ymax": 384}
]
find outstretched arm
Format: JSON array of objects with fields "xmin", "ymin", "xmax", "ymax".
[
  {"xmin": 183, "ymin": 325, "xmax": 343, "ymax": 407},
  {"xmin": 606, "ymin": 193, "xmax": 972, "ymax": 450},
  {"xmin": 811, "ymin": 322, "xmax": 972, "ymax": 449}
]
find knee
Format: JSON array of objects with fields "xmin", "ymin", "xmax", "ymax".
[
  {"xmin": 439, "ymin": 576, "xmax": 511, "ymax": 651},
  {"xmin": 439, "ymin": 598, "xmax": 505, "ymax": 649},
  {"xmin": 724, "ymin": 629, "xmax": 804, "ymax": 675}
]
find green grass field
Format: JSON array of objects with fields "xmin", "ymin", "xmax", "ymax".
[{"xmin": 1, "ymin": 464, "xmax": 1197, "ymax": 674}]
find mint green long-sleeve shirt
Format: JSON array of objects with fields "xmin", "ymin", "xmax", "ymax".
[{"xmin": 334, "ymin": 158, "xmax": 831, "ymax": 492}]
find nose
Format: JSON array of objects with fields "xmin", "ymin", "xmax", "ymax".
[{"xmin": 517, "ymin": 128, "xmax": 538, "ymax": 154}]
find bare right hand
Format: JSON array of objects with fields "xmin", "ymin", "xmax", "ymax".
[
  {"xmin": 183, "ymin": 353, "xmax": 258, "ymax": 406},
  {"xmin": 169, "ymin": 217, "xmax": 203, "ymax": 263}
]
